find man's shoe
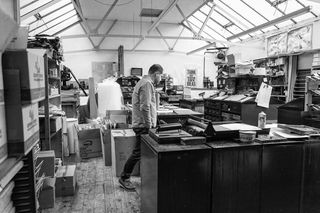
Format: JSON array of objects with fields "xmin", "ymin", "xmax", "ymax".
[{"xmin": 119, "ymin": 178, "xmax": 136, "ymax": 191}]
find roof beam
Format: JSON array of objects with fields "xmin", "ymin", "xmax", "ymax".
[
  {"xmin": 147, "ymin": 0, "xmax": 179, "ymax": 34},
  {"xmin": 186, "ymin": 0, "xmax": 209, "ymax": 19},
  {"xmin": 95, "ymin": 0, "xmax": 119, "ymax": 32},
  {"xmin": 187, "ymin": 42, "xmax": 216, "ymax": 55},
  {"xmin": 96, "ymin": 19, "xmax": 118, "ymax": 48},
  {"xmin": 38, "ymin": 14, "xmax": 78, "ymax": 35},
  {"xmin": 199, "ymin": 4, "xmax": 215, "ymax": 35},
  {"xmin": 155, "ymin": 27, "xmax": 171, "ymax": 51},
  {"xmin": 264, "ymin": 0, "xmax": 297, "ymax": 24},
  {"xmin": 72, "ymin": 0, "xmax": 95, "ymax": 48},
  {"xmin": 54, "ymin": 20, "xmax": 81, "ymax": 36},
  {"xmin": 240, "ymin": 0, "xmax": 279, "ymax": 29},
  {"xmin": 176, "ymin": 4, "xmax": 197, "ymax": 35},
  {"xmin": 171, "ymin": 27, "xmax": 184, "ymax": 50},
  {"xmin": 21, "ymin": 0, "xmax": 64, "ymax": 20},
  {"xmin": 228, "ymin": 6, "xmax": 311, "ymax": 40}
]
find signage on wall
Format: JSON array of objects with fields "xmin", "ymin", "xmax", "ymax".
[
  {"xmin": 267, "ymin": 25, "xmax": 312, "ymax": 56},
  {"xmin": 186, "ymin": 69, "xmax": 197, "ymax": 87},
  {"xmin": 287, "ymin": 25, "xmax": 312, "ymax": 53},
  {"xmin": 267, "ymin": 32, "xmax": 287, "ymax": 56}
]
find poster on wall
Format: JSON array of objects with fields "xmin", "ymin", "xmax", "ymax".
[
  {"xmin": 186, "ymin": 69, "xmax": 197, "ymax": 87},
  {"xmin": 287, "ymin": 25, "xmax": 312, "ymax": 53},
  {"xmin": 92, "ymin": 62, "xmax": 117, "ymax": 84},
  {"xmin": 267, "ymin": 33, "xmax": 287, "ymax": 56}
]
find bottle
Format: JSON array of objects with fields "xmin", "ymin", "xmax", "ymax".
[{"xmin": 258, "ymin": 111, "xmax": 266, "ymax": 128}]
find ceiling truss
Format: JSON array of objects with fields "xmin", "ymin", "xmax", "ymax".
[{"xmin": 19, "ymin": 0, "xmax": 320, "ymax": 54}]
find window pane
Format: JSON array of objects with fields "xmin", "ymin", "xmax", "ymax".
[
  {"xmin": 220, "ymin": 0, "xmax": 266, "ymax": 25},
  {"xmin": 21, "ymin": 15, "xmax": 37, "ymax": 25},
  {"xmin": 215, "ymin": 0, "xmax": 253, "ymax": 30},
  {"xmin": 277, "ymin": 0, "xmax": 303, "ymax": 14},
  {"xmin": 45, "ymin": 16, "xmax": 80, "ymax": 35},
  {"xmin": 200, "ymin": 4, "xmax": 212, "ymax": 14},
  {"xmin": 203, "ymin": 26, "xmax": 227, "ymax": 41},
  {"xmin": 193, "ymin": 11, "xmax": 207, "ymax": 22},
  {"xmin": 242, "ymin": 0, "xmax": 283, "ymax": 21},
  {"xmin": 210, "ymin": 9, "xmax": 230, "ymax": 26},
  {"xmin": 293, "ymin": 13, "xmax": 315, "ymax": 22},
  {"xmin": 21, "ymin": 0, "xmax": 51, "ymax": 16},
  {"xmin": 20, "ymin": 0, "xmax": 36, "ymax": 8},
  {"xmin": 207, "ymin": 19, "xmax": 233, "ymax": 37},
  {"xmin": 40, "ymin": 0, "xmax": 71, "ymax": 16}
]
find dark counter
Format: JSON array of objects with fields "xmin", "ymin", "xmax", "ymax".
[{"xmin": 141, "ymin": 135, "xmax": 211, "ymax": 213}]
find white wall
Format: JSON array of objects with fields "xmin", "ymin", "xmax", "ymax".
[
  {"xmin": 64, "ymin": 51, "xmax": 206, "ymax": 88},
  {"xmin": 228, "ymin": 38, "xmax": 267, "ymax": 62}
]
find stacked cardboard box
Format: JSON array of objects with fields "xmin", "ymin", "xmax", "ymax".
[
  {"xmin": 2, "ymin": 50, "xmax": 45, "ymax": 104},
  {"xmin": 36, "ymin": 150, "xmax": 55, "ymax": 177},
  {"xmin": 0, "ymin": 53, "xmax": 7, "ymax": 164},
  {"xmin": 0, "ymin": 182, "xmax": 14, "ymax": 212},
  {"xmin": 39, "ymin": 178, "xmax": 55, "ymax": 209},
  {"xmin": 2, "ymin": 50, "xmax": 44, "ymax": 156},
  {"xmin": 76, "ymin": 124, "xmax": 102, "ymax": 159},
  {"xmin": 111, "ymin": 129, "xmax": 139, "ymax": 177},
  {"xmin": 55, "ymin": 165, "xmax": 76, "ymax": 197},
  {"xmin": 5, "ymin": 102, "xmax": 39, "ymax": 155}
]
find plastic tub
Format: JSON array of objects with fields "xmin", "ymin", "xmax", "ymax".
[{"xmin": 239, "ymin": 130, "xmax": 256, "ymax": 143}]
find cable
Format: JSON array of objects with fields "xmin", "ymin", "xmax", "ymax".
[{"xmin": 93, "ymin": 0, "xmax": 136, "ymax": 6}]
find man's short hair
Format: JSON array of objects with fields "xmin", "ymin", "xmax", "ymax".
[{"xmin": 148, "ymin": 64, "xmax": 163, "ymax": 74}]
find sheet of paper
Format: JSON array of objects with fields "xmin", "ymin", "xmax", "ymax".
[
  {"xmin": 219, "ymin": 123, "xmax": 261, "ymax": 131},
  {"xmin": 255, "ymin": 82, "xmax": 272, "ymax": 108},
  {"xmin": 271, "ymin": 127, "xmax": 309, "ymax": 139}
]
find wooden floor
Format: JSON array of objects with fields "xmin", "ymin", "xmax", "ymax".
[{"xmin": 42, "ymin": 157, "xmax": 141, "ymax": 213}]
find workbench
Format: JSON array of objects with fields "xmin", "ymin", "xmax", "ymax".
[
  {"xmin": 140, "ymin": 130, "xmax": 320, "ymax": 213},
  {"xmin": 141, "ymin": 135, "xmax": 211, "ymax": 213}
]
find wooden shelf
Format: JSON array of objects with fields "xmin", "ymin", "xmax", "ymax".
[
  {"xmin": 49, "ymin": 94, "xmax": 61, "ymax": 99},
  {"xmin": 271, "ymin": 95, "xmax": 286, "ymax": 97},
  {"xmin": 0, "ymin": 157, "xmax": 24, "ymax": 191}
]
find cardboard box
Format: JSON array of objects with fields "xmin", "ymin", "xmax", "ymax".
[
  {"xmin": 39, "ymin": 177, "xmax": 55, "ymax": 209},
  {"xmin": 106, "ymin": 110, "xmax": 128, "ymax": 123},
  {"xmin": 36, "ymin": 150, "xmax": 55, "ymax": 177},
  {"xmin": 111, "ymin": 129, "xmax": 139, "ymax": 177},
  {"xmin": 6, "ymin": 102, "xmax": 39, "ymax": 156},
  {"xmin": 55, "ymin": 165, "xmax": 76, "ymax": 197},
  {"xmin": 76, "ymin": 124, "xmax": 102, "ymax": 159},
  {"xmin": 0, "ymin": 105, "xmax": 7, "ymax": 164},
  {"xmin": 0, "ymin": 182, "xmax": 14, "ymax": 211},
  {"xmin": 2, "ymin": 50, "xmax": 45, "ymax": 104}
]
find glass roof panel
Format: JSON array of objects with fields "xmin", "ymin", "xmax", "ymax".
[
  {"xmin": 227, "ymin": 24, "xmax": 243, "ymax": 34},
  {"xmin": 193, "ymin": 11, "xmax": 207, "ymax": 22},
  {"xmin": 189, "ymin": 15, "xmax": 205, "ymax": 30},
  {"xmin": 276, "ymin": 20, "xmax": 294, "ymax": 28},
  {"xmin": 239, "ymin": 34, "xmax": 251, "ymax": 40},
  {"xmin": 206, "ymin": 19, "xmax": 233, "ymax": 37},
  {"xmin": 21, "ymin": 0, "xmax": 51, "ymax": 16},
  {"xmin": 210, "ymin": 9, "xmax": 230, "ymax": 26},
  {"xmin": 203, "ymin": 26, "xmax": 227, "ymax": 41},
  {"xmin": 45, "ymin": 16, "xmax": 80, "ymax": 35},
  {"xmin": 261, "ymin": 25, "xmax": 278, "ymax": 32},
  {"xmin": 29, "ymin": 8, "xmax": 76, "ymax": 32},
  {"xmin": 39, "ymin": 0, "xmax": 71, "ymax": 16},
  {"xmin": 220, "ymin": 0, "xmax": 267, "ymax": 25},
  {"xmin": 21, "ymin": 15, "xmax": 37, "ymax": 25},
  {"xmin": 242, "ymin": 0, "xmax": 283, "ymax": 21},
  {"xmin": 299, "ymin": 0, "xmax": 320, "ymax": 14},
  {"xmin": 189, "ymin": 21, "xmax": 217, "ymax": 40},
  {"xmin": 277, "ymin": 0, "xmax": 303, "ymax": 14},
  {"xmin": 20, "ymin": 0, "xmax": 37, "ymax": 8},
  {"xmin": 214, "ymin": 0, "xmax": 254, "ymax": 30},
  {"xmin": 293, "ymin": 12, "xmax": 315, "ymax": 22},
  {"xmin": 200, "ymin": 4, "xmax": 212, "ymax": 14}
]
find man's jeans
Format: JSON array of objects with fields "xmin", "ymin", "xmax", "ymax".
[{"xmin": 120, "ymin": 127, "xmax": 149, "ymax": 180}]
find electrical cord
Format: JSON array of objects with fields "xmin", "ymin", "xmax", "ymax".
[{"xmin": 93, "ymin": 0, "xmax": 136, "ymax": 6}]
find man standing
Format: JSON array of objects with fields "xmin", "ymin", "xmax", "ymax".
[{"xmin": 119, "ymin": 64, "xmax": 163, "ymax": 191}]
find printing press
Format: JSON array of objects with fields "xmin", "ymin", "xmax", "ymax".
[{"xmin": 148, "ymin": 115, "xmax": 272, "ymax": 145}]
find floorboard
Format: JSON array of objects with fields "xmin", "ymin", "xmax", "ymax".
[{"xmin": 42, "ymin": 157, "xmax": 141, "ymax": 213}]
